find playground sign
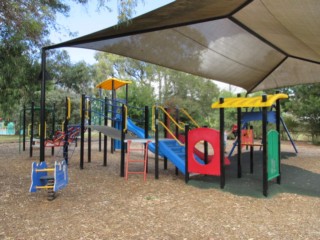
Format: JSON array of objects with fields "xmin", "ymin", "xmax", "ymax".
[{"xmin": 267, "ymin": 130, "xmax": 280, "ymax": 180}]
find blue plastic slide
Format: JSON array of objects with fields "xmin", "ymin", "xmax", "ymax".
[{"xmin": 126, "ymin": 118, "xmax": 203, "ymax": 175}]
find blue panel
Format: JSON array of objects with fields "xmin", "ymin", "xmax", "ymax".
[
  {"xmin": 29, "ymin": 161, "xmax": 48, "ymax": 192},
  {"xmin": 242, "ymin": 111, "xmax": 276, "ymax": 124},
  {"xmin": 54, "ymin": 160, "xmax": 68, "ymax": 192}
]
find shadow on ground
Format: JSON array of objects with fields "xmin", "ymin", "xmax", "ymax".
[{"xmin": 188, "ymin": 151, "xmax": 320, "ymax": 198}]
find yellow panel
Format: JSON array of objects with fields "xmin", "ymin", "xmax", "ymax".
[
  {"xmin": 211, "ymin": 93, "xmax": 288, "ymax": 109},
  {"xmin": 96, "ymin": 77, "xmax": 132, "ymax": 90}
]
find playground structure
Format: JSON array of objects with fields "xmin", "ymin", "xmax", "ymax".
[
  {"xmin": 76, "ymin": 77, "xmax": 291, "ymax": 196},
  {"xmin": 79, "ymin": 80, "xmax": 230, "ymax": 183},
  {"xmin": 29, "ymin": 160, "xmax": 68, "ymax": 201},
  {"xmin": 19, "ymin": 102, "xmax": 56, "ymax": 156},
  {"xmin": 211, "ymin": 92, "xmax": 289, "ymax": 196},
  {"xmin": 22, "ymin": 98, "xmax": 79, "ymax": 164}
]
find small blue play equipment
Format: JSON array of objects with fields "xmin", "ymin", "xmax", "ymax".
[{"xmin": 29, "ymin": 160, "xmax": 68, "ymax": 200}]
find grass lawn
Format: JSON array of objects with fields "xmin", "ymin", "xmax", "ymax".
[{"xmin": 0, "ymin": 135, "xmax": 21, "ymax": 143}]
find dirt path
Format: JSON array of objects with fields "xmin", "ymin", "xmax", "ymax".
[{"xmin": 0, "ymin": 140, "xmax": 319, "ymax": 239}]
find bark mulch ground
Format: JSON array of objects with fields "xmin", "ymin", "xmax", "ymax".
[{"xmin": 0, "ymin": 140, "xmax": 319, "ymax": 239}]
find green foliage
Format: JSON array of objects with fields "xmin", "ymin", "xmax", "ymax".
[
  {"xmin": 0, "ymin": 0, "xmax": 141, "ymax": 118},
  {"xmin": 283, "ymin": 84, "xmax": 320, "ymax": 143},
  {"xmin": 48, "ymin": 50, "xmax": 96, "ymax": 94}
]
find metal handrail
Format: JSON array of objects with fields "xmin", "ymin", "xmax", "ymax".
[
  {"xmin": 152, "ymin": 106, "xmax": 184, "ymax": 131},
  {"xmin": 180, "ymin": 108, "xmax": 200, "ymax": 128},
  {"xmin": 158, "ymin": 121, "xmax": 184, "ymax": 146}
]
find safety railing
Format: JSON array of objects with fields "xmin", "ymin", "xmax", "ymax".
[{"xmin": 180, "ymin": 108, "xmax": 200, "ymax": 128}]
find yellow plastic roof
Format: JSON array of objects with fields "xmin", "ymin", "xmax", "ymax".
[
  {"xmin": 96, "ymin": 78, "xmax": 132, "ymax": 90},
  {"xmin": 211, "ymin": 93, "xmax": 288, "ymax": 109}
]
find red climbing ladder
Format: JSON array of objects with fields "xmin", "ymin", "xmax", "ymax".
[{"xmin": 125, "ymin": 139, "xmax": 151, "ymax": 181}]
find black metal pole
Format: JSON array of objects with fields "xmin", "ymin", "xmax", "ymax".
[
  {"xmin": 80, "ymin": 94, "xmax": 85, "ymax": 169},
  {"xmin": 174, "ymin": 108, "xmax": 179, "ymax": 175},
  {"xmin": 185, "ymin": 124, "xmax": 189, "ymax": 183},
  {"xmin": 88, "ymin": 100, "xmax": 91, "ymax": 163},
  {"xmin": 204, "ymin": 126, "xmax": 208, "ymax": 164},
  {"xmin": 111, "ymin": 80, "xmax": 115, "ymax": 153},
  {"xmin": 23, "ymin": 105, "xmax": 26, "ymax": 151},
  {"xmin": 120, "ymin": 104, "xmax": 126, "ymax": 177},
  {"xmin": 262, "ymin": 95, "xmax": 268, "ymax": 197},
  {"xmin": 144, "ymin": 106, "xmax": 149, "ymax": 172},
  {"xmin": 155, "ymin": 106, "xmax": 159, "ymax": 179},
  {"xmin": 250, "ymin": 125, "xmax": 253, "ymax": 173},
  {"xmin": 103, "ymin": 97, "xmax": 108, "ymax": 166},
  {"xmin": 237, "ymin": 93, "xmax": 242, "ymax": 178},
  {"xmin": 164, "ymin": 107, "xmax": 168, "ymax": 170},
  {"xmin": 30, "ymin": 101, "xmax": 34, "ymax": 158},
  {"xmin": 99, "ymin": 89, "xmax": 102, "ymax": 152},
  {"xmin": 275, "ymin": 91, "xmax": 281, "ymax": 184},
  {"xmin": 219, "ymin": 97, "xmax": 225, "ymax": 189},
  {"xmin": 144, "ymin": 106, "xmax": 149, "ymax": 139},
  {"xmin": 40, "ymin": 48, "xmax": 46, "ymax": 162},
  {"xmin": 63, "ymin": 98, "xmax": 69, "ymax": 164},
  {"xmin": 51, "ymin": 103, "xmax": 55, "ymax": 156}
]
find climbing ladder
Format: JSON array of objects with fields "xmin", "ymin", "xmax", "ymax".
[
  {"xmin": 29, "ymin": 160, "xmax": 68, "ymax": 200},
  {"xmin": 125, "ymin": 139, "xmax": 151, "ymax": 181}
]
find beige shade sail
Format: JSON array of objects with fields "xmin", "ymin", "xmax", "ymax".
[{"xmin": 47, "ymin": 0, "xmax": 320, "ymax": 93}]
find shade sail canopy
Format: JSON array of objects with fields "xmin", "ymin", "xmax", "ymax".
[
  {"xmin": 96, "ymin": 77, "xmax": 132, "ymax": 90},
  {"xmin": 47, "ymin": 0, "xmax": 320, "ymax": 93},
  {"xmin": 211, "ymin": 93, "xmax": 288, "ymax": 109}
]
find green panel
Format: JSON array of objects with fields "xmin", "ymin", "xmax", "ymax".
[{"xmin": 267, "ymin": 130, "xmax": 279, "ymax": 180}]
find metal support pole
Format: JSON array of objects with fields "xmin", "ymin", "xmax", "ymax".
[
  {"xmin": 219, "ymin": 97, "xmax": 225, "ymax": 189},
  {"xmin": 144, "ymin": 106, "xmax": 149, "ymax": 172},
  {"xmin": 30, "ymin": 102, "xmax": 34, "ymax": 158},
  {"xmin": 275, "ymin": 90, "xmax": 281, "ymax": 184},
  {"xmin": 174, "ymin": 108, "xmax": 179, "ymax": 175},
  {"xmin": 63, "ymin": 98, "xmax": 69, "ymax": 164},
  {"xmin": 248, "ymin": 125, "xmax": 254, "ymax": 173},
  {"xmin": 120, "ymin": 104, "xmax": 126, "ymax": 177},
  {"xmin": 51, "ymin": 103, "xmax": 55, "ymax": 156},
  {"xmin": 88, "ymin": 100, "xmax": 91, "ymax": 163},
  {"xmin": 204, "ymin": 126, "xmax": 208, "ymax": 164},
  {"xmin": 185, "ymin": 124, "xmax": 189, "ymax": 183},
  {"xmin": 164, "ymin": 107, "xmax": 168, "ymax": 170},
  {"xmin": 103, "ymin": 97, "xmax": 108, "ymax": 166},
  {"xmin": 155, "ymin": 106, "xmax": 159, "ymax": 179},
  {"xmin": 237, "ymin": 93, "xmax": 242, "ymax": 178},
  {"xmin": 111, "ymin": 80, "xmax": 115, "ymax": 153},
  {"xmin": 80, "ymin": 94, "xmax": 85, "ymax": 169},
  {"xmin": 40, "ymin": 48, "xmax": 46, "ymax": 162},
  {"xmin": 262, "ymin": 95, "xmax": 268, "ymax": 197}
]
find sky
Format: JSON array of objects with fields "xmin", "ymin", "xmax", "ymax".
[
  {"xmin": 50, "ymin": 0, "xmax": 175, "ymax": 63},
  {"xmin": 50, "ymin": 0, "xmax": 240, "ymax": 91}
]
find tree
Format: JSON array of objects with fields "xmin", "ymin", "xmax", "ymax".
[
  {"xmin": 284, "ymin": 84, "xmax": 320, "ymax": 143},
  {"xmin": 0, "ymin": 0, "xmax": 141, "ymax": 118},
  {"xmin": 48, "ymin": 50, "xmax": 96, "ymax": 94}
]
